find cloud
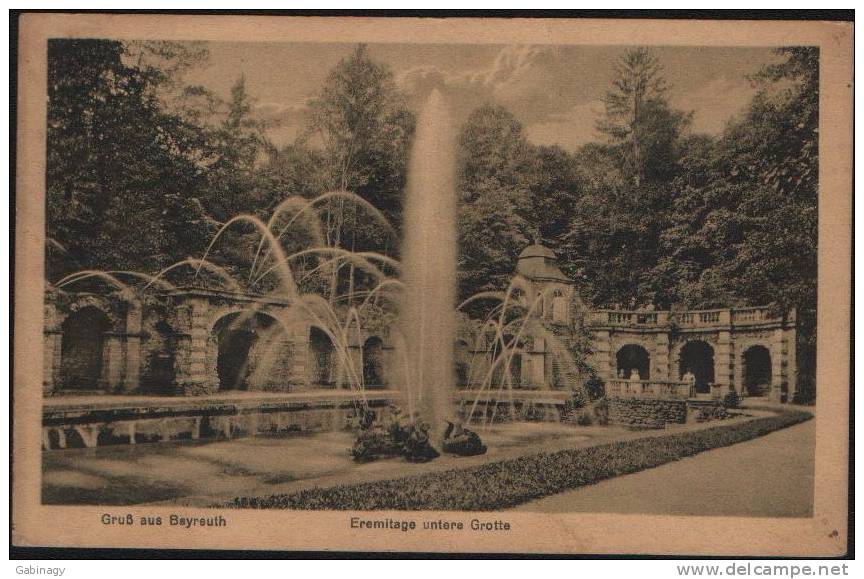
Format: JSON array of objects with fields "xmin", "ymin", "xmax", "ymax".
[
  {"xmin": 397, "ymin": 46, "xmax": 765, "ymax": 152},
  {"xmin": 467, "ymin": 45, "xmax": 557, "ymax": 89},
  {"xmin": 396, "ymin": 45, "xmax": 566, "ymax": 127},
  {"xmin": 251, "ymin": 98, "xmax": 313, "ymax": 145}
]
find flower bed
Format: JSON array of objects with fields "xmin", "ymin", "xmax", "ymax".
[{"xmin": 227, "ymin": 409, "xmax": 812, "ymax": 511}]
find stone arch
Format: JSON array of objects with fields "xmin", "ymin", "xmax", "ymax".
[
  {"xmin": 60, "ymin": 306, "xmax": 112, "ymax": 390},
  {"xmin": 207, "ymin": 305, "xmax": 262, "ymax": 335},
  {"xmin": 742, "ymin": 344, "xmax": 772, "ymax": 396},
  {"xmin": 56, "ymin": 294, "xmax": 124, "ymax": 332},
  {"xmin": 679, "ymin": 340, "xmax": 715, "ymax": 394},
  {"xmin": 211, "ymin": 310, "xmax": 283, "ymax": 391},
  {"xmin": 308, "ymin": 326, "xmax": 336, "ymax": 387},
  {"xmin": 362, "ymin": 336, "xmax": 385, "ymax": 388},
  {"xmin": 616, "ymin": 344, "xmax": 650, "ymax": 380}
]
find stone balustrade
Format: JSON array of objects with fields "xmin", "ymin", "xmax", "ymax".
[
  {"xmin": 607, "ymin": 379, "xmax": 694, "ymax": 399},
  {"xmin": 591, "ymin": 306, "xmax": 780, "ymax": 329}
]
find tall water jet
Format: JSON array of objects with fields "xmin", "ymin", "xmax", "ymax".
[{"xmin": 400, "ymin": 89, "xmax": 457, "ymax": 441}]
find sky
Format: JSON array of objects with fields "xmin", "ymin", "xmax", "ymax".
[{"xmin": 180, "ymin": 42, "xmax": 782, "ymax": 152}]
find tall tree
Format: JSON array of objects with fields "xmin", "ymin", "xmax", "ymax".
[
  {"xmin": 46, "ymin": 39, "xmax": 211, "ymax": 280},
  {"xmin": 302, "ymin": 45, "xmax": 415, "ymax": 303},
  {"xmin": 650, "ymin": 47, "xmax": 818, "ymax": 400},
  {"xmin": 597, "ymin": 47, "xmax": 691, "ymax": 186},
  {"xmin": 308, "ymin": 44, "xmax": 415, "ymax": 245},
  {"xmin": 528, "ymin": 145, "xmax": 585, "ymax": 247},
  {"xmin": 723, "ymin": 47, "xmax": 819, "ymax": 401},
  {"xmin": 457, "ymin": 105, "xmax": 535, "ymax": 308},
  {"xmin": 200, "ymin": 75, "xmax": 269, "ymax": 222}
]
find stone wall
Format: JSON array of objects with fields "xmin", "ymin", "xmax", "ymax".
[{"xmin": 607, "ymin": 398, "xmax": 688, "ymax": 428}]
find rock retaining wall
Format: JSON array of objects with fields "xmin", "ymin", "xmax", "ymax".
[{"xmin": 607, "ymin": 398, "xmax": 688, "ymax": 428}]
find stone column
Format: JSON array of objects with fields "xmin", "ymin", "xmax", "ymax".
[
  {"xmin": 101, "ymin": 334, "xmax": 125, "ymax": 392},
  {"xmin": 43, "ymin": 331, "xmax": 61, "ymax": 394},
  {"xmin": 785, "ymin": 326, "xmax": 798, "ymax": 402},
  {"xmin": 190, "ymin": 301, "xmax": 214, "ymax": 395},
  {"xmin": 592, "ymin": 330, "xmax": 612, "ymax": 382},
  {"xmin": 771, "ymin": 328, "xmax": 786, "ymax": 402},
  {"xmin": 43, "ymin": 300, "xmax": 62, "ymax": 394},
  {"xmin": 174, "ymin": 301, "xmax": 214, "ymax": 396},
  {"xmin": 120, "ymin": 302, "xmax": 143, "ymax": 393},
  {"xmin": 171, "ymin": 304, "xmax": 192, "ymax": 394},
  {"xmin": 275, "ymin": 334, "xmax": 297, "ymax": 392},
  {"xmin": 654, "ymin": 332, "xmax": 670, "ymax": 381},
  {"xmin": 668, "ymin": 341, "xmax": 680, "ymax": 382},
  {"xmin": 714, "ymin": 329, "xmax": 733, "ymax": 391},
  {"xmin": 255, "ymin": 332, "xmax": 295, "ymax": 392},
  {"xmin": 732, "ymin": 342, "xmax": 745, "ymax": 395},
  {"xmin": 289, "ymin": 331, "xmax": 310, "ymax": 391},
  {"xmin": 348, "ymin": 341, "xmax": 363, "ymax": 390}
]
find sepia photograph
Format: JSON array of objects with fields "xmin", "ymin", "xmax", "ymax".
[{"xmin": 12, "ymin": 13, "xmax": 852, "ymax": 557}]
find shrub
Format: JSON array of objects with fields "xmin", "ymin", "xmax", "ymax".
[
  {"xmin": 592, "ymin": 398, "xmax": 610, "ymax": 426},
  {"xmin": 722, "ymin": 391, "xmax": 740, "ymax": 409},
  {"xmin": 561, "ymin": 389, "xmax": 589, "ymax": 422},
  {"xmin": 794, "ymin": 375, "xmax": 816, "ymax": 405},
  {"xmin": 695, "ymin": 405, "xmax": 730, "ymax": 422},
  {"xmin": 570, "ymin": 387, "xmax": 589, "ymax": 409},
  {"xmin": 585, "ymin": 377, "xmax": 606, "ymax": 400},
  {"xmin": 227, "ymin": 410, "xmax": 811, "ymax": 511},
  {"xmin": 521, "ymin": 403, "xmax": 551, "ymax": 422},
  {"xmin": 576, "ymin": 410, "xmax": 594, "ymax": 426}
]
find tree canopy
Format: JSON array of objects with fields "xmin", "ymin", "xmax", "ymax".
[{"xmin": 46, "ymin": 42, "xmax": 819, "ymax": 398}]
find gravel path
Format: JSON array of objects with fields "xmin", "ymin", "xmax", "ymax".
[{"xmin": 514, "ymin": 418, "xmax": 815, "ymax": 517}]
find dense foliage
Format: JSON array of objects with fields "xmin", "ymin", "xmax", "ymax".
[
  {"xmin": 227, "ymin": 409, "xmax": 812, "ymax": 510},
  {"xmin": 46, "ymin": 43, "xmax": 819, "ymax": 397}
]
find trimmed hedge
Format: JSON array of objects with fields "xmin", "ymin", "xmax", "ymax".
[{"xmin": 228, "ymin": 409, "xmax": 812, "ymax": 511}]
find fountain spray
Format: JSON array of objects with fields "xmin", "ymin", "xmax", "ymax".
[{"xmin": 400, "ymin": 89, "xmax": 457, "ymax": 443}]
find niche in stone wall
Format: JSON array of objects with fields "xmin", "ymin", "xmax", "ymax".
[
  {"xmin": 60, "ymin": 306, "xmax": 111, "ymax": 390},
  {"xmin": 142, "ymin": 318, "xmax": 177, "ymax": 395}
]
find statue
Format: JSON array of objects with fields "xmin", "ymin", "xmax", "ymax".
[
  {"xmin": 351, "ymin": 406, "xmax": 440, "ymax": 463},
  {"xmin": 401, "ymin": 412, "xmax": 440, "ymax": 463},
  {"xmin": 683, "ymin": 369, "xmax": 696, "ymax": 394},
  {"xmin": 358, "ymin": 407, "xmax": 376, "ymax": 430},
  {"xmin": 442, "ymin": 420, "xmax": 487, "ymax": 456}
]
